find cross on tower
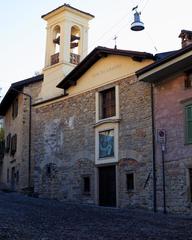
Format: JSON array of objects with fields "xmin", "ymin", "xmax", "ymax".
[{"xmin": 113, "ymin": 35, "xmax": 118, "ymax": 49}]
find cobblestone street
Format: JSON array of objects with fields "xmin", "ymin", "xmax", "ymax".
[{"xmin": 0, "ymin": 191, "xmax": 192, "ymax": 240}]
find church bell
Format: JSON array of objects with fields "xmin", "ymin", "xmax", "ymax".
[{"xmin": 131, "ymin": 8, "xmax": 145, "ymax": 31}]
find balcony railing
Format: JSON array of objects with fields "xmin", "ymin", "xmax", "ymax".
[
  {"xmin": 70, "ymin": 53, "xmax": 80, "ymax": 65},
  {"xmin": 51, "ymin": 53, "xmax": 59, "ymax": 65}
]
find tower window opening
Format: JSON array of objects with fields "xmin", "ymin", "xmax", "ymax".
[
  {"xmin": 54, "ymin": 32, "xmax": 60, "ymax": 54},
  {"xmin": 51, "ymin": 25, "xmax": 60, "ymax": 65},
  {"xmin": 70, "ymin": 26, "xmax": 80, "ymax": 65}
]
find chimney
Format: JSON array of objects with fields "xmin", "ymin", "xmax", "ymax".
[{"xmin": 179, "ymin": 30, "xmax": 192, "ymax": 48}]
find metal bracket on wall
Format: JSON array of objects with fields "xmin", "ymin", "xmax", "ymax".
[{"xmin": 144, "ymin": 171, "xmax": 151, "ymax": 189}]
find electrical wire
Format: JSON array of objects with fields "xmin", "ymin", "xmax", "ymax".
[
  {"xmin": 141, "ymin": 0, "xmax": 151, "ymax": 12},
  {"xmin": 144, "ymin": 30, "xmax": 158, "ymax": 52},
  {"xmin": 87, "ymin": 0, "xmax": 152, "ymax": 51},
  {"xmin": 83, "ymin": 0, "xmax": 156, "ymax": 54},
  {"xmin": 102, "ymin": 21, "xmax": 132, "ymax": 48},
  {"xmin": 87, "ymin": 10, "xmax": 132, "ymax": 52},
  {"xmin": 88, "ymin": 13, "xmax": 128, "ymax": 45}
]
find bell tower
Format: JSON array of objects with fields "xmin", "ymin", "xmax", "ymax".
[{"xmin": 37, "ymin": 4, "xmax": 94, "ymax": 101}]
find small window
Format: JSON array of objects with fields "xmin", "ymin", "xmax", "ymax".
[
  {"xmin": 99, "ymin": 129, "xmax": 114, "ymax": 158},
  {"xmin": 189, "ymin": 169, "xmax": 192, "ymax": 202},
  {"xmin": 83, "ymin": 176, "xmax": 90, "ymax": 194},
  {"xmin": 6, "ymin": 133, "xmax": 11, "ymax": 153},
  {"xmin": 7, "ymin": 168, "xmax": 9, "ymax": 183},
  {"xmin": 185, "ymin": 104, "xmax": 192, "ymax": 144},
  {"xmin": 126, "ymin": 173, "xmax": 134, "ymax": 191},
  {"xmin": 99, "ymin": 87, "xmax": 116, "ymax": 119},
  {"xmin": 12, "ymin": 98, "xmax": 18, "ymax": 119},
  {"xmin": 16, "ymin": 170, "xmax": 19, "ymax": 184},
  {"xmin": 46, "ymin": 164, "xmax": 51, "ymax": 177},
  {"xmin": 10, "ymin": 134, "xmax": 17, "ymax": 155},
  {"xmin": 0, "ymin": 140, "xmax": 5, "ymax": 159},
  {"xmin": 185, "ymin": 72, "xmax": 192, "ymax": 89}
]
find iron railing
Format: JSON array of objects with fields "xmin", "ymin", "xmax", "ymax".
[
  {"xmin": 51, "ymin": 53, "xmax": 59, "ymax": 65},
  {"xmin": 70, "ymin": 53, "xmax": 80, "ymax": 65}
]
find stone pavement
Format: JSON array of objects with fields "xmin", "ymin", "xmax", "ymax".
[{"xmin": 0, "ymin": 191, "xmax": 192, "ymax": 240}]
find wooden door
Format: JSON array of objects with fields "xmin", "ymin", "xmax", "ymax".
[{"xmin": 99, "ymin": 165, "xmax": 116, "ymax": 207}]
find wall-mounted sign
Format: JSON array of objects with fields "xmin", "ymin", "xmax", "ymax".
[{"xmin": 157, "ymin": 129, "xmax": 166, "ymax": 145}]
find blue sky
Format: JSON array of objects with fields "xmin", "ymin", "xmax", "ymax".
[{"xmin": 0, "ymin": 0, "xmax": 192, "ymax": 96}]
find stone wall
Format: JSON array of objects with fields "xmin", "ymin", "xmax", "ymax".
[
  {"xmin": 33, "ymin": 75, "xmax": 153, "ymax": 209},
  {"xmin": 33, "ymin": 89, "xmax": 96, "ymax": 203},
  {"xmin": 118, "ymin": 76, "xmax": 153, "ymax": 209}
]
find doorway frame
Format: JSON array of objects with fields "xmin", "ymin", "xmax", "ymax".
[{"xmin": 95, "ymin": 164, "xmax": 119, "ymax": 207}]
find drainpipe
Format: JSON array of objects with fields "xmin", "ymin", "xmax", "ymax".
[
  {"xmin": 11, "ymin": 88, "xmax": 32, "ymax": 190},
  {"xmin": 151, "ymin": 83, "xmax": 157, "ymax": 212},
  {"xmin": 161, "ymin": 145, "xmax": 166, "ymax": 214}
]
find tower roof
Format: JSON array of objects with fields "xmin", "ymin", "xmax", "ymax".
[{"xmin": 42, "ymin": 4, "xmax": 94, "ymax": 20}]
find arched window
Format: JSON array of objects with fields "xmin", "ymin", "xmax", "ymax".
[
  {"xmin": 70, "ymin": 26, "xmax": 80, "ymax": 65},
  {"xmin": 51, "ymin": 25, "xmax": 60, "ymax": 65},
  {"xmin": 53, "ymin": 25, "xmax": 60, "ymax": 53}
]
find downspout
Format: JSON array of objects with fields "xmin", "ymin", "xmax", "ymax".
[
  {"xmin": 151, "ymin": 83, "xmax": 157, "ymax": 212},
  {"xmin": 28, "ymin": 96, "xmax": 32, "ymax": 189}
]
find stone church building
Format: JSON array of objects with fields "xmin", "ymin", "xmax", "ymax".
[
  {"xmin": 32, "ymin": 4, "xmax": 154, "ymax": 208},
  {"xmin": 0, "ymin": 4, "xmax": 192, "ymax": 214}
]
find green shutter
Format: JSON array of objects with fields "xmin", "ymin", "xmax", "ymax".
[
  {"xmin": 189, "ymin": 169, "xmax": 192, "ymax": 202},
  {"xmin": 185, "ymin": 105, "xmax": 192, "ymax": 144}
]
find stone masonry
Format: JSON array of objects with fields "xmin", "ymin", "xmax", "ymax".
[{"xmin": 33, "ymin": 75, "xmax": 154, "ymax": 209}]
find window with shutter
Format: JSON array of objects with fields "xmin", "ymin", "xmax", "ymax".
[
  {"xmin": 100, "ymin": 87, "xmax": 116, "ymax": 119},
  {"xmin": 10, "ymin": 134, "xmax": 17, "ymax": 155},
  {"xmin": 6, "ymin": 133, "xmax": 11, "ymax": 153},
  {"xmin": 16, "ymin": 170, "xmax": 19, "ymax": 184},
  {"xmin": 12, "ymin": 98, "xmax": 18, "ymax": 119},
  {"xmin": 189, "ymin": 169, "xmax": 192, "ymax": 202},
  {"xmin": 0, "ymin": 140, "xmax": 5, "ymax": 160},
  {"xmin": 7, "ymin": 168, "xmax": 9, "ymax": 183},
  {"xmin": 185, "ymin": 72, "xmax": 192, "ymax": 89},
  {"xmin": 185, "ymin": 104, "xmax": 192, "ymax": 144}
]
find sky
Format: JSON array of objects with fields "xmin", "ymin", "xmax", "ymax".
[{"xmin": 0, "ymin": 0, "xmax": 192, "ymax": 97}]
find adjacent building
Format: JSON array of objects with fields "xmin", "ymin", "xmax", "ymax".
[
  {"xmin": 0, "ymin": 75, "xmax": 43, "ymax": 191},
  {"xmin": 137, "ymin": 30, "xmax": 192, "ymax": 214}
]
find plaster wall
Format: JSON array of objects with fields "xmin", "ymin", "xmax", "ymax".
[
  {"xmin": 38, "ymin": 7, "xmax": 93, "ymax": 102},
  {"xmin": 0, "ymin": 81, "xmax": 42, "ymax": 191},
  {"xmin": 68, "ymin": 56, "xmax": 153, "ymax": 96},
  {"xmin": 154, "ymin": 73, "xmax": 192, "ymax": 213},
  {"xmin": 1, "ymin": 94, "xmax": 24, "ymax": 190}
]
